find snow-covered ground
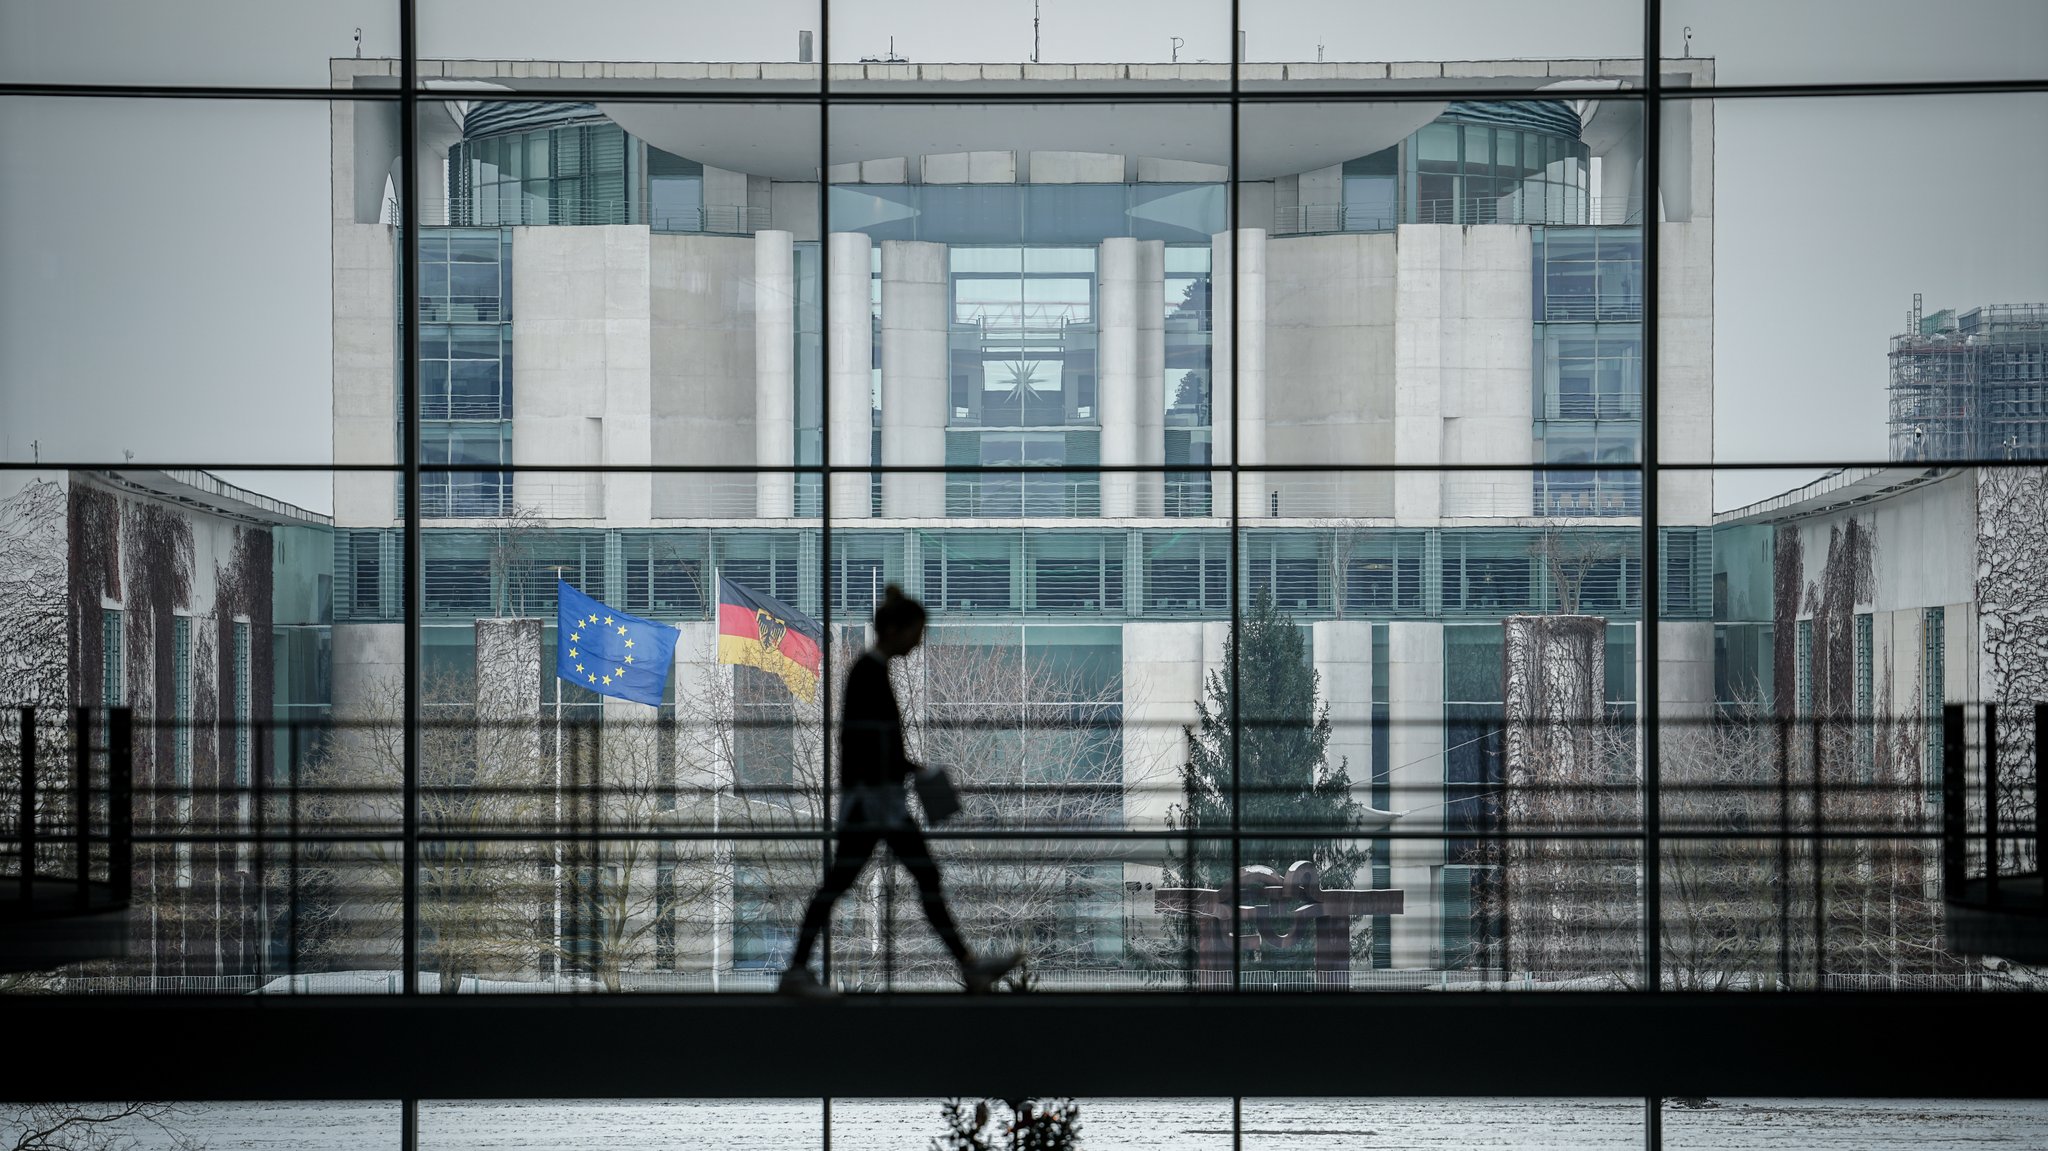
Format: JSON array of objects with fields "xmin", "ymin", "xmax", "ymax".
[{"xmin": 16, "ymin": 1098, "xmax": 2046, "ymax": 1149}]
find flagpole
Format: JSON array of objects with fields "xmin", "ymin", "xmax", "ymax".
[
  {"xmin": 552, "ymin": 567, "xmax": 565, "ymax": 982},
  {"xmin": 709, "ymin": 575, "xmax": 725, "ymax": 992}
]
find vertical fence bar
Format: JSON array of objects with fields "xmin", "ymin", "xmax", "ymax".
[
  {"xmin": 109, "ymin": 708, "xmax": 132, "ymax": 906},
  {"xmin": 1227, "ymin": 0, "xmax": 1244, "ymax": 999},
  {"xmin": 73, "ymin": 706, "xmax": 92, "ymax": 909},
  {"xmin": 1984, "ymin": 703, "xmax": 2000, "ymax": 905},
  {"xmin": 1776, "ymin": 716, "xmax": 1791, "ymax": 988},
  {"xmin": 2036, "ymin": 702, "xmax": 2045, "ymax": 903},
  {"xmin": 253, "ymin": 717, "xmax": 269, "ymax": 977},
  {"xmin": 816, "ymin": 0, "xmax": 834, "ymax": 996},
  {"xmin": 1941, "ymin": 704, "xmax": 1965, "ymax": 899},
  {"xmin": 287, "ymin": 719, "xmax": 300, "ymax": 987},
  {"xmin": 1810, "ymin": 710, "xmax": 1824, "ymax": 985},
  {"xmin": 18, "ymin": 706, "xmax": 35, "ymax": 902},
  {"xmin": 1639, "ymin": 0, "xmax": 1664, "ymax": 1006},
  {"xmin": 398, "ymin": 0, "xmax": 422, "ymax": 997}
]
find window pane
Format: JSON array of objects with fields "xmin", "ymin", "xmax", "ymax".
[
  {"xmin": 0, "ymin": 98, "xmax": 371, "ymax": 485},
  {"xmin": 1662, "ymin": 0, "xmax": 2048, "ymax": 84},
  {"xmin": 0, "ymin": 2, "xmax": 394, "ymax": 86}
]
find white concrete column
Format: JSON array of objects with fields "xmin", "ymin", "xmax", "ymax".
[
  {"xmin": 1386, "ymin": 621, "xmax": 1444, "ymax": 969},
  {"xmin": 600, "ymin": 227, "xmax": 653, "ymax": 524},
  {"xmin": 1312, "ymin": 620, "xmax": 1375, "ymax": 812},
  {"xmin": 667, "ymin": 621, "xmax": 731, "ymax": 973},
  {"xmin": 1208, "ymin": 231, "xmax": 1235, "ymax": 473},
  {"xmin": 1658, "ymin": 620, "xmax": 1717, "ymax": 721},
  {"xmin": 1097, "ymin": 237, "xmax": 1142, "ymax": 518},
  {"xmin": 827, "ymin": 232, "xmax": 875, "ymax": 518},
  {"xmin": 1135, "ymin": 239, "xmax": 1167, "ymax": 516},
  {"xmin": 1599, "ymin": 128, "xmax": 1642, "ymax": 225},
  {"xmin": 1393, "ymin": 228, "xmax": 1445, "ymax": 524},
  {"xmin": 1235, "ymin": 228, "xmax": 1269, "ymax": 517},
  {"xmin": 754, "ymin": 230, "xmax": 796, "ymax": 518},
  {"xmin": 880, "ymin": 240, "xmax": 949, "ymax": 518}
]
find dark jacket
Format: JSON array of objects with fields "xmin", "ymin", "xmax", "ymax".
[{"xmin": 839, "ymin": 651, "xmax": 914, "ymax": 791}]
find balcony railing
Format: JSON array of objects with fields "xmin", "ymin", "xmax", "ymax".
[
  {"xmin": 1273, "ymin": 199, "xmax": 1644, "ymax": 235},
  {"xmin": 432, "ymin": 198, "xmax": 773, "ymax": 235},
  {"xmin": 1542, "ymin": 293, "xmax": 1646, "ymax": 324}
]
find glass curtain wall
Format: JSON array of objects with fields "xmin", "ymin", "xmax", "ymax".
[{"xmin": 6, "ymin": 4, "xmax": 2048, "ymax": 1144}]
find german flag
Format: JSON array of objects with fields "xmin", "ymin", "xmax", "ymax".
[{"xmin": 715, "ymin": 576, "xmax": 823, "ymax": 703}]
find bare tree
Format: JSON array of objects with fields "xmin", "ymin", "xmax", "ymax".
[
  {"xmin": 548, "ymin": 710, "xmax": 689, "ymax": 992},
  {"xmin": 1530, "ymin": 527, "xmax": 1626, "ymax": 615},
  {"xmin": 1500, "ymin": 696, "xmax": 1965, "ymax": 990},
  {"xmin": 3, "ymin": 1103, "xmax": 199, "ymax": 1151},
  {"xmin": 676, "ymin": 629, "xmax": 1154, "ymax": 987},
  {"xmin": 300, "ymin": 670, "xmax": 550, "ymax": 991}
]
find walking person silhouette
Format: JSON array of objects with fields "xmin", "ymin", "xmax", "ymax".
[{"xmin": 779, "ymin": 586, "xmax": 1022, "ymax": 996}]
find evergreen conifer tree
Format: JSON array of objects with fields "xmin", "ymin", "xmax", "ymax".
[{"xmin": 1168, "ymin": 593, "xmax": 1369, "ymax": 894}]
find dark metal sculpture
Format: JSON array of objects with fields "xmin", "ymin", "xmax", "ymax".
[{"xmin": 1155, "ymin": 860, "xmax": 1403, "ymax": 985}]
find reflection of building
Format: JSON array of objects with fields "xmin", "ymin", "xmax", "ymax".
[
  {"xmin": 328, "ymin": 56, "xmax": 1718, "ymax": 977},
  {"xmin": 1890, "ymin": 297, "xmax": 2048, "ymax": 462},
  {"xmin": 0, "ymin": 469, "xmax": 330, "ymax": 978},
  {"xmin": 1713, "ymin": 466, "xmax": 2047, "ymax": 980}
]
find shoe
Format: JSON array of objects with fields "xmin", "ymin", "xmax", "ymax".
[
  {"xmin": 777, "ymin": 966, "xmax": 835, "ymax": 999},
  {"xmin": 962, "ymin": 950, "xmax": 1023, "ymax": 994}
]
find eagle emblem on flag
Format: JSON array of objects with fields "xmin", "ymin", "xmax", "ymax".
[{"xmin": 716, "ymin": 576, "xmax": 824, "ymax": 703}]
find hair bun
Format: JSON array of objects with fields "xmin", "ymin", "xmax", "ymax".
[{"xmin": 882, "ymin": 583, "xmax": 906, "ymax": 604}]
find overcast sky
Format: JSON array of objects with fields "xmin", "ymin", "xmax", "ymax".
[{"xmin": 2, "ymin": 0, "xmax": 2044, "ymax": 514}]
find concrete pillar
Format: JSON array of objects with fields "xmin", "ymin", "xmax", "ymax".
[
  {"xmin": 1658, "ymin": 620, "xmax": 1717, "ymax": 721},
  {"xmin": 754, "ymin": 230, "xmax": 795, "ymax": 518},
  {"xmin": 600, "ymin": 227, "xmax": 653, "ymax": 524},
  {"xmin": 1502, "ymin": 614, "xmax": 1606, "ymax": 975},
  {"xmin": 1097, "ymin": 237, "xmax": 1142, "ymax": 518},
  {"xmin": 880, "ymin": 240, "xmax": 949, "ymax": 518},
  {"xmin": 1135, "ymin": 239, "xmax": 1167, "ymax": 516},
  {"xmin": 474, "ymin": 618, "xmax": 542, "ymax": 726},
  {"xmin": 1208, "ymin": 231, "xmax": 1235, "ymax": 472},
  {"xmin": 1395, "ymin": 226, "xmax": 1532, "ymax": 522},
  {"xmin": 1312, "ymin": 620, "xmax": 1374, "ymax": 813},
  {"xmin": 476, "ymin": 612, "xmax": 544, "ymax": 887},
  {"xmin": 670, "ymin": 621, "xmax": 732, "ymax": 973},
  {"xmin": 1236, "ymin": 229, "xmax": 1268, "ymax": 516},
  {"xmin": 827, "ymin": 232, "xmax": 875, "ymax": 518},
  {"xmin": 1599, "ymin": 125, "xmax": 1642, "ymax": 225},
  {"xmin": 1385, "ymin": 621, "xmax": 1443, "ymax": 968}
]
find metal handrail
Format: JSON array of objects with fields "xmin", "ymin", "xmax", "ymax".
[{"xmin": 434, "ymin": 199, "xmax": 773, "ymax": 235}]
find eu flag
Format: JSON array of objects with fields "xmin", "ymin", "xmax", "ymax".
[{"xmin": 555, "ymin": 580, "xmax": 679, "ymax": 707}]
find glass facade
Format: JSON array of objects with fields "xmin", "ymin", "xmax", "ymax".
[
  {"xmin": 1534, "ymin": 227, "xmax": 1645, "ymax": 516},
  {"xmin": 1406, "ymin": 103, "xmax": 1592, "ymax": 227},
  {"xmin": 415, "ymin": 230, "xmax": 514, "ymax": 517},
  {"xmin": 7, "ymin": 1, "xmax": 2048, "ymax": 1142}
]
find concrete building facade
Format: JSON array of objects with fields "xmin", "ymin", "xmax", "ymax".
[{"xmin": 323, "ymin": 56, "xmax": 1719, "ymax": 981}]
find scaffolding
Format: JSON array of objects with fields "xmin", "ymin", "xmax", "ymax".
[{"xmin": 1890, "ymin": 294, "xmax": 2048, "ymax": 461}]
